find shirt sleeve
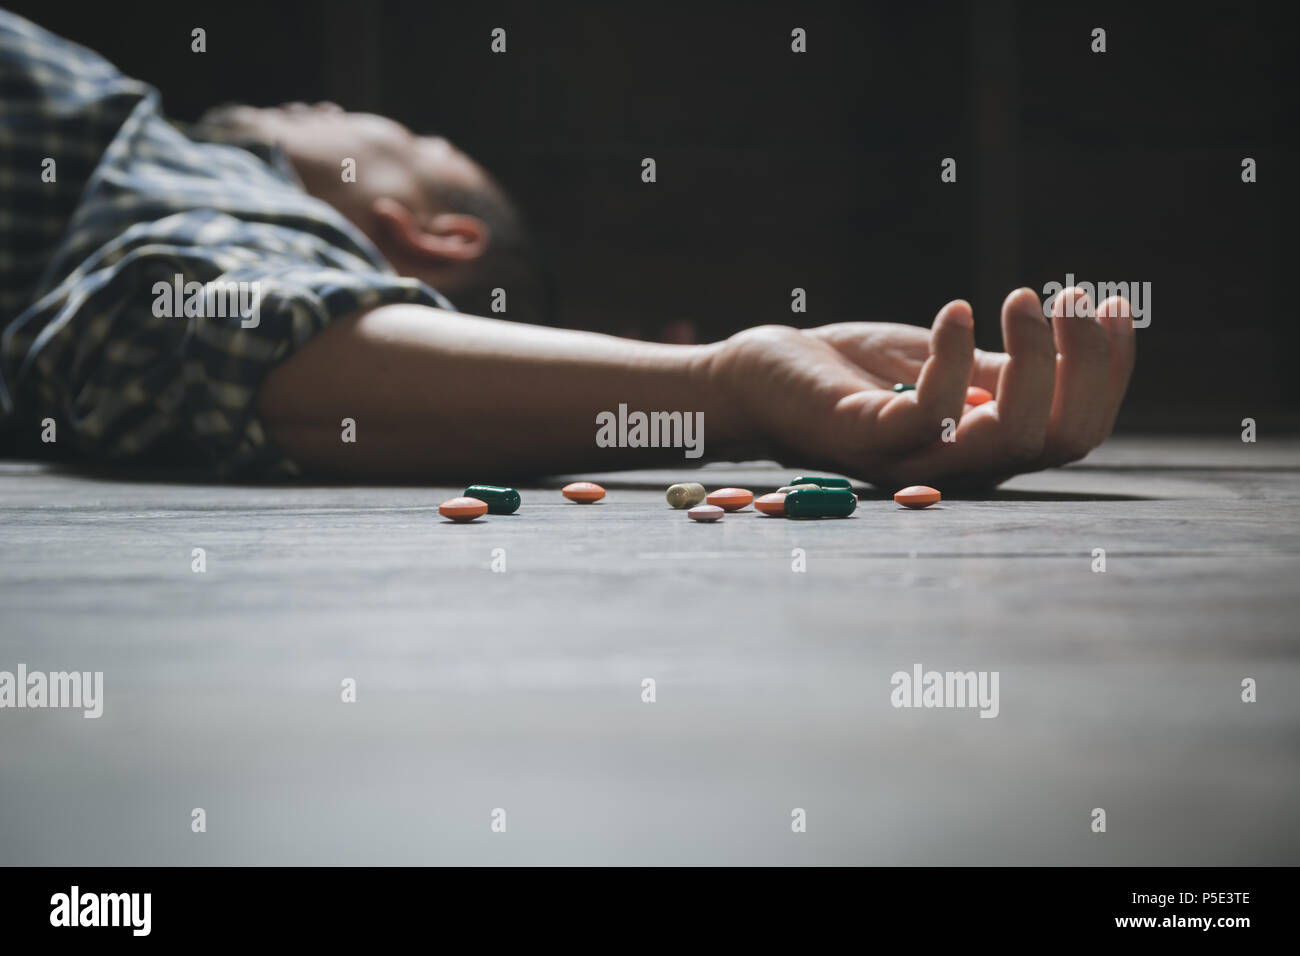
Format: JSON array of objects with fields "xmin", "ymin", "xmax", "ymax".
[
  {"xmin": 0, "ymin": 12, "xmax": 453, "ymax": 477},
  {"xmin": 6, "ymin": 211, "xmax": 448, "ymax": 477}
]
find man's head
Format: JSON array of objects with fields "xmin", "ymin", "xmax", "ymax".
[{"xmin": 198, "ymin": 102, "xmax": 539, "ymax": 318}]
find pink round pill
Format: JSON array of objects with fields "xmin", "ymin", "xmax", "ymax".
[{"xmin": 687, "ymin": 504, "xmax": 725, "ymax": 522}]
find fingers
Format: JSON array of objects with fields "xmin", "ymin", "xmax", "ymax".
[
  {"xmin": 992, "ymin": 287, "xmax": 1057, "ymax": 462},
  {"xmin": 862, "ymin": 290, "xmax": 1051, "ymax": 482},
  {"xmin": 859, "ymin": 287, "xmax": 1135, "ymax": 488},
  {"xmin": 877, "ymin": 299, "xmax": 973, "ymax": 445},
  {"xmin": 1039, "ymin": 287, "xmax": 1111, "ymax": 464},
  {"xmin": 969, "ymin": 347, "xmax": 1008, "ymax": 394},
  {"xmin": 1094, "ymin": 295, "xmax": 1138, "ymax": 440},
  {"xmin": 914, "ymin": 298, "xmax": 975, "ymax": 421}
]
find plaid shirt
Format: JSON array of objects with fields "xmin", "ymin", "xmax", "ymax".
[{"xmin": 0, "ymin": 10, "xmax": 450, "ymax": 476}]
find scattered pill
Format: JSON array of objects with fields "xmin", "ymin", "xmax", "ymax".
[
  {"xmin": 438, "ymin": 496, "xmax": 489, "ymax": 522},
  {"xmin": 894, "ymin": 485, "xmax": 942, "ymax": 508},
  {"xmin": 784, "ymin": 488, "xmax": 857, "ymax": 519},
  {"xmin": 754, "ymin": 492, "xmax": 787, "ymax": 516},
  {"xmin": 892, "ymin": 383, "xmax": 917, "ymax": 393},
  {"xmin": 965, "ymin": 386, "xmax": 993, "ymax": 406},
  {"xmin": 775, "ymin": 483, "xmax": 819, "ymax": 494},
  {"xmin": 790, "ymin": 475, "xmax": 852, "ymax": 489},
  {"xmin": 665, "ymin": 481, "xmax": 707, "ymax": 509},
  {"xmin": 562, "ymin": 481, "xmax": 606, "ymax": 503},
  {"xmin": 706, "ymin": 487, "xmax": 754, "ymax": 511},
  {"xmin": 687, "ymin": 504, "xmax": 724, "ymax": 522},
  {"xmin": 464, "ymin": 485, "xmax": 520, "ymax": 515}
]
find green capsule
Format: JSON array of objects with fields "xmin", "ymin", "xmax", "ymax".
[
  {"xmin": 790, "ymin": 475, "xmax": 852, "ymax": 489},
  {"xmin": 775, "ymin": 483, "xmax": 820, "ymax": 494},
  {"xmin": 463, "ymin": 485, "xmax": 520, "ymax": 515},
  {"xmin": 784, "ymin": 487, "xmax": 857, "ymax": 519},
  {"xmin": 892, "ymin": 383, "xmax": 917, "ymax": 393}
]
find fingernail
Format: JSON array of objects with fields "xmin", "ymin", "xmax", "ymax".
[{"xmin": 946, "ymin": 301, "xmax": 974, "ymax": 327}]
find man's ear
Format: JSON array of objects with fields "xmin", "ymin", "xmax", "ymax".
[{"xmin": 371, "ymin": 197, "xmax": 489, "ymax": 264}]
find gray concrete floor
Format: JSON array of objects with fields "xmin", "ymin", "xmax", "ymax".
[{"xmin": 1, "ymin": 435, "xmax": 1297, "ymax": 865}]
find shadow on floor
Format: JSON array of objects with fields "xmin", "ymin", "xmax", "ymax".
[
  {"xmin": 1067, "ymin": 464, "xmax": 1299, "ymax": 473},
  {"xmin": 935, "ymin": 490, "xmax": 1150, "ymax": 502},
  {"xmin": 548, "ymin": 476, "xmax": 1152, "ymax": 502},
  {"xmin": 2, "ymin": 460, "xmax": 541, "ymax": 489},
  {"xmin": 6, "ymin": 461, "xmax": 1167, "ymax": 499}
]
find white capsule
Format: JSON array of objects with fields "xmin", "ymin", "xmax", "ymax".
[{"xmin": 666, "ymin": 482, "xmax": 707, "ymax": 509}]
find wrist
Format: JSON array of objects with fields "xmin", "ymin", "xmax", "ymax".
[{"xmin": 687, "ymin": 338, "xmax": 764, "ymax": 460}]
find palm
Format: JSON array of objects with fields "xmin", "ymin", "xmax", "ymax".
[{"xmin": 716, "ymin": 288, "xmax": 1136, "ymax": 488}]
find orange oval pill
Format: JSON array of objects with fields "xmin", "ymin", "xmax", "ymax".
[
  {"xmin": 439, "ymin": 496, "xmax": 489, "ymax": 521},
  {"xmin": 965, "ymin": 386, "xmax": 993, "ymax": 406},
  {"xmin": 894, "ymin": 485, "xmax": 941, "ymax": 509},
  {"xmin": 562, "ymin": 481, "xmax": 606, "ymax": 503},
  {"xmin": 705, "ymin": 487, "xmax": 753, "ymax": 511},
  {"xmin": 754, "ymin": 492, "xmax": 787, "ymax": 516},
  {"xmin": 687, "ymin": 504, "xmax": 724, "ymax": 522}
]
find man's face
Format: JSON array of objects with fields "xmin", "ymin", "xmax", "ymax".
[{"xmin": 199, "ymin": 102, "xmax": 490, "ymax": 221}]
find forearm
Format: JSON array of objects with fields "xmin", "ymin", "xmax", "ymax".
[{"xmin": 257, "ymin": 305, "xmax": 752, "ymax": 479}]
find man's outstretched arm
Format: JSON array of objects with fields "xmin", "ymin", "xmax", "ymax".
[
  {"xmin": 257, "ymin": 304, "xmax": 747, "ymax": 479},
  {"xmin": 257, "ymin": 287, "xmax": 1135, "ymax": 485}
]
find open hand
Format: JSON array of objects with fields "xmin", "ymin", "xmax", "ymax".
[{"xmin": 706, "ymin": 287, "xmax": 1136, "ymax": 488}]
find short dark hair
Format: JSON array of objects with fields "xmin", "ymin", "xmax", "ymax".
[{"xmin": 425, "ymin": 179, "xmax": 548, "ymax": 324}]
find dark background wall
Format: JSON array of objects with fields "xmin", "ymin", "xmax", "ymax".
[{"xmin": 9, "ymin": 0, "xmax": 1297, "ymax": 430}]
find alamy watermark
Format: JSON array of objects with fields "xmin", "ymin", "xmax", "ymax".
[
  {"xmin": 152, "ymin": 273, "xmax": 261, "ymax": 328},
  {"xmin": 596, "ymin": 403, "xmax": 704, "ymax": 459},
  {"xmin": 50, "ymin": 886, "xmax": 150, "ymax": 936},
  {"xmin": 0, "ymin": 664, "xmax": 103, "ymax": 717},
  {"xmin": 1042, "ymin": 274, "xmax": 1150, "ymax": 328},
  {"xmin": 890, "ymin": 663, "xmax": 1000, "ymax": 718}
]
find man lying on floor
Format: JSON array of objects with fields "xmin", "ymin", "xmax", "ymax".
[{"xmin": 0, "ymin": 11, "xmax": 1134, "ymax": 485}]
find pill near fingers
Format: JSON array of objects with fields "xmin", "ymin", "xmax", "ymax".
[
  {"xmin": 790, "ymin": 475, "xmax": 852, "ymax": 489},
  {"xmin": 894, "ymin": 485, "xmax": 941, "ymax": 508},
  {"xmin": 687, "ymin": 504, "xmax": 724, "ymax": 522},
  {"xmin": 775, "ymin": 483, "xmax": 819, "ymax": 494},
  {"xmin": 706, "ymin": 487, "xmax": 753, "ymax": 511},
  {"xmin": 562, "ymin": 481, "xmax": 605, "ymax": 503},
  {"xmin": 666, "ymin": 482, "xmax": 707, "ymax": 509},
  {"xmin": 464, "ymin": 485, "xmax": 520, "ymax": 514},
  {"xmin": 439, "ymin": 497, "xmax": 489, "ymax": 521},
  {"xmin": 892, "ymin": 383, "xmax": 917, "ymax": 393},
  {"xmin": 754, "ymin": 493, "xmax": 787, "ymax": 516},
  {"xmin": 965, "ymin": 386, "xmax": 993, "ymax": 406},
  {"xmin": 784, "ymin": 488, "xmax": 857, "ymax": 518}
]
